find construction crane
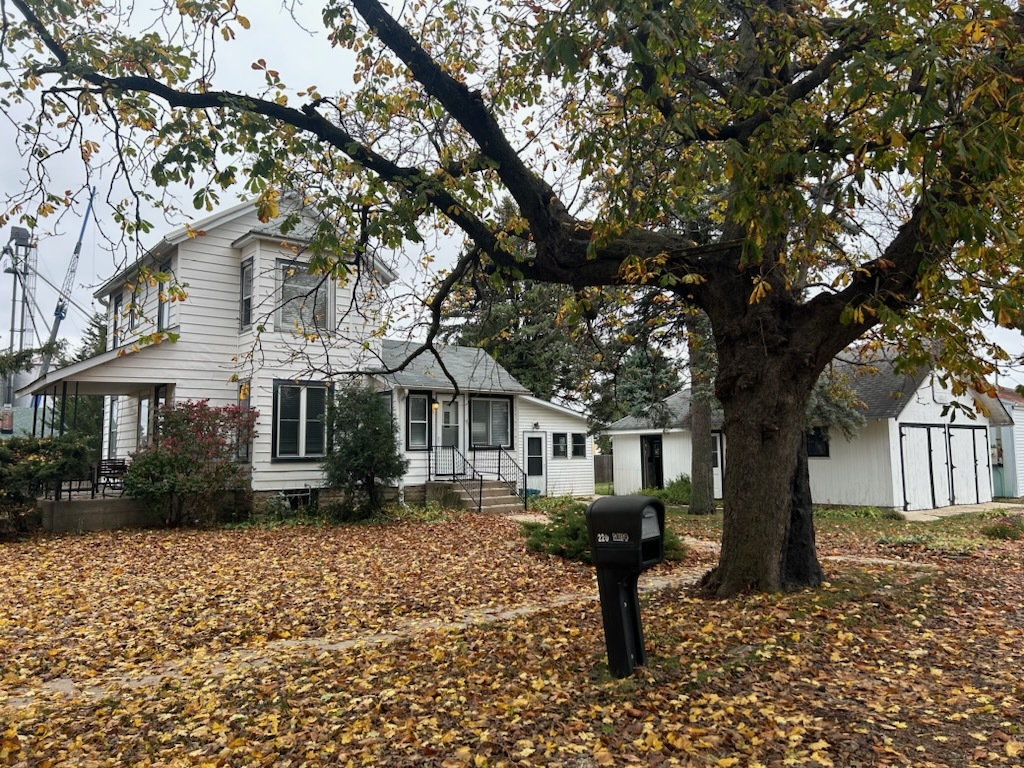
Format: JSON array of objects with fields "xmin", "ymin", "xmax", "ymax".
[{"xmin": 38, "ymin": 187, "xmax": 95, "ymax": 378}]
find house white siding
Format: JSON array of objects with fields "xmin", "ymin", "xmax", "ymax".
[
  {"xmin": 807, "ymin": 420, "xmax": 897, "ymax": 508},
  {"xmin": 517, "ymin": 397, "xmax": 594, "ymax": 497}
]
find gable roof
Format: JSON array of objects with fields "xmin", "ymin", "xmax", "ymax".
[
  {"xmin": 378, "ymin": 340, "xmax": 530, "ymax": 395},
  {"xmin": 94, "ymin": 198, "xmax": 398, "ymax": 297},
  {"xmin": 605, "ymin": 389, "xmax": 724, "ymax": 432}
]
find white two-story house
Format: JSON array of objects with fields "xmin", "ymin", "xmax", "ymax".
[{"xmin": 19, "ymin": 200, "xmax": 594, "ymax": 513}]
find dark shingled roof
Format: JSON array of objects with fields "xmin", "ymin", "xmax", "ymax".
[
  {"xmin": 605, "ymin": 390, "xmax": 724, "ymax": 431},
  {"xmin": 379, "ymin": 340, "xmax": 530, "ymax": 394},
  {"xmin": 839, "ymin": 358, "xmax": 928, "ymax": 420}
]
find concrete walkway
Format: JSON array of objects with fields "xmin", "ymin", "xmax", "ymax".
[{"xmin": 900, "ymin": 500, "xmax": 1024, "ymax": 522}]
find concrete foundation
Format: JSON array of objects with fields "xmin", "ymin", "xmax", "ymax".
[{"xmin": 37, "ymin": 497, "xmax": 160, "ymax": 533}]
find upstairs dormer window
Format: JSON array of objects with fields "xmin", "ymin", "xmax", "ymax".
[{"xmin": 278, "ymin": 259, "xmax": 328, "ymax": 334}]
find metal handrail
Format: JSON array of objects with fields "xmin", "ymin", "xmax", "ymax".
[
  {"xmin": 468, "ymin": 446, "xmax": 528, "ymax": 511},
  {"xmin": 429, "ymin": 445, "xmax": 485, "ymax": 513}
]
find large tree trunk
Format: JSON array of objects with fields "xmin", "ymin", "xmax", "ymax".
[{"xmin": 697, "ymin": 337, "xmax": 823, "ymax": 597}]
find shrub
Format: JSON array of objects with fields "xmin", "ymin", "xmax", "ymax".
[
  {"xmin": 123, "ymin": 400, "xmax": 257, "ymax": 526},
  {"xmin": 322, "ymin": 384, "xmax": 408, "ymax": 521},
  {"xmin": 980, "ymin": 515, "xmax": 1024, "ymax": 540},
  {"xmin": 521, "ymin": 497, "xmax": 687, "ymax": 564},
  {"xmin": 0, "ymin": 434, "xmax": 93, "ymax": 533},
  {"xmin": 640, "ymin": 474, "xmax": 692, "ymax": 506}
]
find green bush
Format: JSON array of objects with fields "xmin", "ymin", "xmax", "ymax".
[
  {"xmin": 322, "ymin": 384, "xmax": 408, "ymax": 521},
  {"xmin": 0, "ymin": 434, "xmax": 92, "ymax": 533},
  {"xmin": 639, "ymin": 474, "xmax": 692, "ymax": 506},
  {"xmin": 980, "ymin": 515, "xmax": 1024, "ymax": 540},
  {"xmin": 521, "ymin": 498, "xmax": 687, "ymax": 564}
]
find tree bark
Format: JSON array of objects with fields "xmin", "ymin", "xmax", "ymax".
[
  {"xmin": 696, "ymin": 294, "xmax": 827, "ymax": 597},
  {"xmin": 782, "ymin": 438, "xmax": 824, "ymax": 588}
]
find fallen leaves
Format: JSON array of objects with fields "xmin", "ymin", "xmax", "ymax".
[{"xmin": 0, "ymin": 512, "xmax": 1022, "ymax": 766}]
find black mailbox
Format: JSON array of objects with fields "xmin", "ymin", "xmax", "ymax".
[
  {"xmin": 586, "ymin": 496, "xmax": 665, "ymax": 571},
  {"xmin": 585, "ymin": 496, "xmax": 666, "ymax": 678}
]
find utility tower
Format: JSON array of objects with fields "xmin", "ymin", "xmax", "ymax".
[{"xmin": 2, "ymin": 226, "xmax": 39, "ymax": 432}]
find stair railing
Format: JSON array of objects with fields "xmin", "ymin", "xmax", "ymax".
[
  {"xmin": 469, "ymin": 446, "xmax": 528, "ymax": 511},
  {"xmin": 429, "ymin": 444, "xmax": 485, "ymax": 513}
]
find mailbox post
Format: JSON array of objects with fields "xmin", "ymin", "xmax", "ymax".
[{"xmin": 585, "ymin": 496, "xmax": 665, "ymax": 678}]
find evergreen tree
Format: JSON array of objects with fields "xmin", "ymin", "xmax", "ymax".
[{"xmin": 322, "ymin": 384, "xmax": 408, "ymax": 520}]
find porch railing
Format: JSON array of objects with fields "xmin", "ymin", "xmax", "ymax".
[{"xmin": 429, "ymin": 445, "xmax": 528, "ymax": 511}]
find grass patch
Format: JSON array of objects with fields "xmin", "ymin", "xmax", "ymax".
[
  {"xmin": 595, "ymin": 482, "xmax": 613, "ymax": 496},
  {"xmin": 979, "ymin": 514, "xmax": 1024, "ymax": 541},
  {"xmin": 815, "ymin": 505, "xmax": 905, "ymax": 521}
]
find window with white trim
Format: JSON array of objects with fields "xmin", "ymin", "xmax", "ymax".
[
  {"xmin": 553, "ymin": 432, "xmax": 568, "ymax": 458},
  {"xmin": 407, "ymin": 392, "xmax": 430, "ymax": 450},
  {"xmin": 470, "ymin": 397, "xmax": 511, "ymax": 448},
  {"xmin": 571, "ymin": 433, "xmax": 587, "ymax": 458},
  {"xmin": 278, "ymin": 259, "xmax": 328, "ymax": 333},
  {"xmin": 274, "ymin": 382, "xmax": 328, "ymax": 459}
]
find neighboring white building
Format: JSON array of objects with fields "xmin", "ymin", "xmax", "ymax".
[
  {"xmin": 17, "ymin": 200, "xmax": 594, "ymax": 509},
  {"xmin": 605, "ymin": 360, "xmax": 1011, "ymax": 512},
  {"xmin": 990, "ymin": 385, "xmax": 1024, "ymax": 498}
]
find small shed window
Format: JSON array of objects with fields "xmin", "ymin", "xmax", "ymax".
[
  {"xmin": 552, "ymin": 433, "xmax": 568, "ymax": 458},
  {"xmin": 806, "ymin": 427, "xmax": 830, "ymax": 458}
]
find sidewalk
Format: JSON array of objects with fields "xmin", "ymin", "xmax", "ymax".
[{"xmin": 900, "ymin": 499, "xmax": 1024, "ymax": 522}]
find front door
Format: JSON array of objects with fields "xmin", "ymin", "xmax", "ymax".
[
  {"xmin": 641, "ymin": 435, "xmax": 664, "ymax": 490},
  {"xmin": 712, "ymin": 431, "xmax": 724, "ymax": 499},
  {"xmin": 525, "ymin": 432, "xmax": 546, "ymax": 495},
  {"xmin": 440, "ymin": 400, "xmax": 464, "ymax": 475}
]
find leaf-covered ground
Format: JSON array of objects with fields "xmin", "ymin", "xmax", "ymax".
[{"xmin": 2, "ymin": 511, "xmax": 1023, "ymax": 767}]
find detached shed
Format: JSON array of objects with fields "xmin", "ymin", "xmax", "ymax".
[{"xmin": 604, "ymin": 360, "xmax": 1010, "ymax": 512}]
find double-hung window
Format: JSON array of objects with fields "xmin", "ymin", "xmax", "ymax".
[
  {"xmin": 553, "ymin": 433, "xmax": 568, "ymax": 458},
  {"xmin": 571, "ymin": 433, "xmax": 587, "ymax": 458},
  {"xmin": 470, "ymin": 397, "xmax": 511, "ymax": 448},
  {"xmin": 239, "ymin": 259, "xmax": 253, "ymax": 329},
  {"xmin": 407, "ymin": 392, "xmax": 430, "ymax": 450},
  {"xmin": 278, "ymin": 259, "xmax": 328, "ymax": 333},
  {"xmin": 274, "ymin": 381, "xmax": 328, "ymax": 459}
]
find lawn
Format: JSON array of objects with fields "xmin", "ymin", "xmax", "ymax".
[{"xmin": 1, "ymin": 509, "xmax": 1023, "ymax": 766}]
